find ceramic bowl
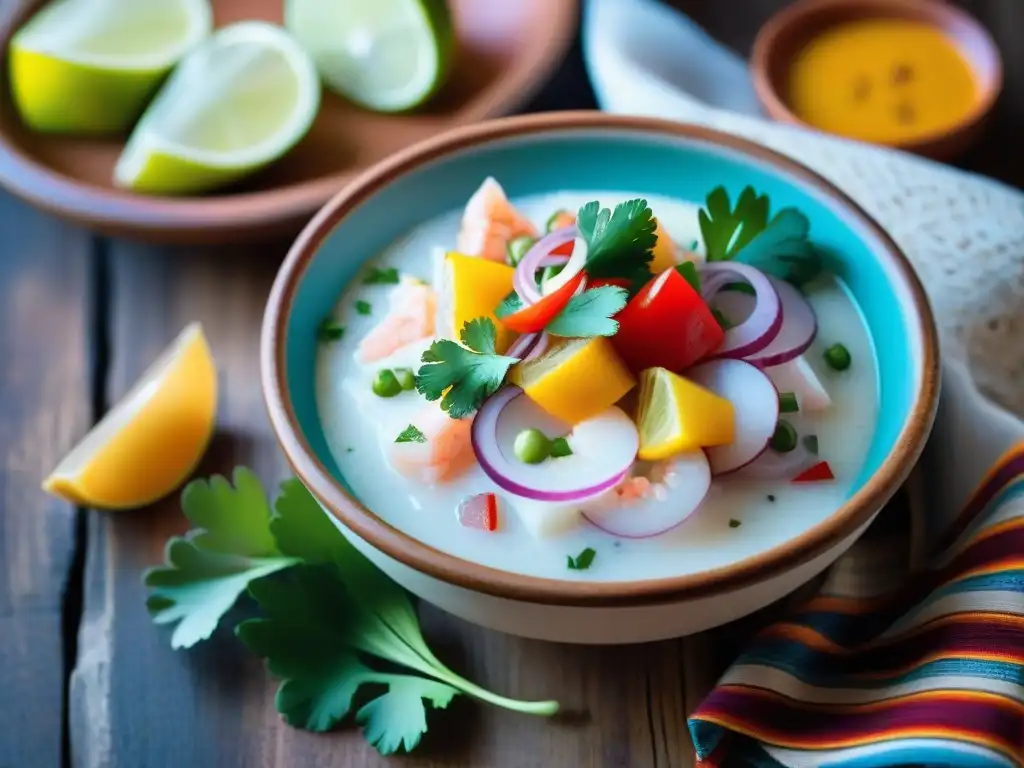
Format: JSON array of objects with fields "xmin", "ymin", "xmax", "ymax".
[
  {"xmin": 750, "ymin": 0, "xmax": 1002, "ymax": 160},
  {"xmin": 261, "ymin": 112, "xmax": 940, "ymax": 644}
]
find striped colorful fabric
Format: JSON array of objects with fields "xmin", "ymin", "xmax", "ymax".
[{"xmin": 689, "ymin": 442, "xmax": 1024, "ymax": 768}]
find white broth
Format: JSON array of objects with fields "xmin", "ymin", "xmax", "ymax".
[{"xmin": 316, "ymin": 190, "xmax": 879, "ymax": 582}]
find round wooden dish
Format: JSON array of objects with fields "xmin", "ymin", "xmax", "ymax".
[
  {"xmin": 0, "ymin": 0, "xmax": 577, "ymax": 244},
  {"xmin": 750, "ymin": 0, "xmax": 1002, "ymax": 160}
]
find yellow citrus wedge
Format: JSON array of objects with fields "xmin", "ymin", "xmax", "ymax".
[
  {"xmin": 42, "ymin": 323, "xmax": 217, "ymax": 509},
  {"xmin": 649, "ymin": 219, "xmax": 681, "ymax": 274},
  {"xmin": 511, "ymin": 337, "xmax": 635, "ymax": 425},
  {"xmin": 636, "ymin": 366, "xmax": 734, "ymax": 461},
  {"xmin": 440, "ymin": 252, "xmax": 516, "ymax": 353}
]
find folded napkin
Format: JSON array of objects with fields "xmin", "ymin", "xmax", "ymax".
[{"xmin": 583, "ymin": 1, "xmax": 1024, "ymax": 765}]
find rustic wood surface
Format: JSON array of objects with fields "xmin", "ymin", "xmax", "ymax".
[{"xmin": 1, "ymin": 2, "xmax": 1022, "ymax": 767}]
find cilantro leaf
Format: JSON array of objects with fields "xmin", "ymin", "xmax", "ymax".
[
  {"xmin": 357, "ymin": 676, "xmax": 459, "ymax": 754},
  {"xmin": 363, "ymin": 267, "xmax": 400, "ymax": 285},
  {"xmin": 318, "ymin": 317, "xmax": 345, "ymax": 342},
  {"xmin": 355, "ymin": 300, "xmax": 372, "ymax": 315},
  {"xmin": 545, "ymin": 286, "xmax": 628, "ymax": 338},
  {"xmin": 271, "ymin": 477, "xmax": 355, "ymax": 567},
  {"xmin": 396, "ymin": 425, "xmax": 426, "ymax": 443},
  {"xmin": 567, "ymin": 547, "xmax": 596, "ymax": 570},
  {"xmin": 576, "ymin": 199, "xmax": 657, "ymax": 283},
  {"xmin": 143, "ymin": 470, "xmax": 299, "ymax": 649},
  {"xmin": 699, "ymin": 186, "xmax": 770, "ymax": 262},
  {"xmin": 494, "ymin": 290, "xmax": 523, "ymax": 320},
  {"xmin": 676, "ymin": 261, "xmax": 701, "ymax": 293},
  {"xmin": 416, "ymin": 319, "xmax": 516, "ymax": 419},
  {"xmin": 735, "ymin": 208, "xmax": 814, "ymax": 265}
]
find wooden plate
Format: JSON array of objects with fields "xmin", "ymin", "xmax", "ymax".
[{"xmin": 0, "ymin": 0, "xmax": 578, "ymax": 243}]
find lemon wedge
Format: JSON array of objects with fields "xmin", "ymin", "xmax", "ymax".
[
  {"xmin": 42, "ymin": 323, "xmax": 217, "ymax": 510},
  {"xmin": 636, "ymin": 367, "xmax": 734, "ymax": 461},
  {"xmin": 113, "ymin": 21, "xmax": 320, "ymax": 195},
  {"xmin": 439, "ymin": 252, "xmax": 515, "ymax": 352},
  {"xmin": 511, "ymin": 337, "xmax": 635, "ymax": 425},
  {"xmin": 8, "ymin": 0, "xmax": 212, "ymax": 134}
]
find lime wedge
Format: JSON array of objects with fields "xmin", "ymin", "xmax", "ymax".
[
  {"xmin": 113, "ymin": 21, "xmax": 321, "ymax": 196},
  {"xmin": 285, "ymin": 0, "xmax": 454, "ymax": 112},
  {"xmin": 636, "ymin": 367, "xmax": 735, "ymax": 461},
  {"xmin": 8, "ymin": 0, "xmax": 212, "ymax": 133}
]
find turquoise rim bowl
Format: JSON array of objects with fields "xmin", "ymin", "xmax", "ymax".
[{"xmin": 261, "ymin": 112, "xmax": 939, "ymax": 607}]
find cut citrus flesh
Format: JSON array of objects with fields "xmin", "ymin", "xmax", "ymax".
[
  {"xmin": 285, "ymin": 0, "xmax": 454, "ymax": 112},
  {"xmin": 8, "ymin": 0, "xmax": 212, "ymax": 133},
  {"xmin": 636, "ymin": 367, "xmax": 734, "ymax": 461},
  {"xmin": 42, "ymin": 323, "xmax": 217, "ymax": 509},
  {"xmin": 511, "ymin": 337, "xmax": 635, "ymax": 425},
  {"xmin": 113, "ymin": 21, "xmax": 320, "ymax": 195},
  {"xmin": 442, "ymin": 252, "xmax": 515, "ymax": 353}
]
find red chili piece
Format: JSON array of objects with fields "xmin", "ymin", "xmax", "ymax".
[{"xmin": 792, "ymin": 461, "xmax": 835, "ymax": 483}]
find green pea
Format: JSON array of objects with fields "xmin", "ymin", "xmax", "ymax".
[
  {"xmin": 506, "ymin": 235, "xmax": 535, "ymax": 266},
  {"xmin": 394, "ymin": 367, "xmax": 416, "ymax": 391},
  {"xmin": 823, "ymin": 343, "xmax": 852, "ymax": 371},
  {"xmin": 514, "ymin": 428, "xmax": 551, "ymax": 464},
  {"xmin": 770, "ymin": 419, "xmax": 798, "ymax": 453},
  {"xmin": 372, "ymin": 369, "xmax": 402, "ymax": 398}
]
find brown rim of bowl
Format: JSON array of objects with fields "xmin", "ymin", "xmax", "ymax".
[
  {"xmin": 750, "ymin": 0, "xmax": 1003, "ymax": 154},
  {"xmin": 0, "ymin": 0, "xmax": 578, "ymax": 240},
  {"xmin": 261, "ymin": 111, "xmax": 940, "ymax": 608}
]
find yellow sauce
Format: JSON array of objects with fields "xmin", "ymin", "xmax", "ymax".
[{"xmin": 786, "ymin": 19, "xmax": 978, "ymax": 144}]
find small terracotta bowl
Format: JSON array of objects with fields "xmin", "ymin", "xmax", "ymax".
[{"xmin": 751, "ymin": 0, "xmax": 1003, "ymax": 160}]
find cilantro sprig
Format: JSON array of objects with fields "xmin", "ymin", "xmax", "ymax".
[
  {"xmin": 415, "ymin": 318, "xmax": 517, "ymax": 418},
  {"xmin": 576, "ymin": 198, "xmax": 657, "ymax": 288},
  {"xmin": 546, "ymin": 285, "xmax": 628, "ymax": 338},
  {"xmin": 145, "ymin": 471, "xmax": 559, "ymax": 755}
]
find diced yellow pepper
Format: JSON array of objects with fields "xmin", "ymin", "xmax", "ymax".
[
  {"xmin": 637, "ymin": 367, "xmax": 734, "ymax": 461},
  {"xmin": 649, "ymin": 219, "xmax": 681, "ymax": 274},
  {"xmin": 444, "ymin": 252, "xmax": 516, "ymax": 353},
  {"xmin": 511, "ymin": 337, "xmax": 636, "ymax": 425}
]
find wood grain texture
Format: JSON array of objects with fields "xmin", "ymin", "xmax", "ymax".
[{"xmin": 0, "ymin": 192, "xmax": 93, "ymax": 767}]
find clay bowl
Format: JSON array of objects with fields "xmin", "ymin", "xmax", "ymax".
[
  {"xmin": 0, "ymin": 0, "xmax": 577, "ymax": 244},
  {"xmin": 750, "ymin": 0, "xmax": 1002, "ymax": 160}
]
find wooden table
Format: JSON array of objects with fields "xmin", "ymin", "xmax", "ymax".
[{"xmin": 4, "ymin": 2, "xmax": 1022, "ymax": 766}]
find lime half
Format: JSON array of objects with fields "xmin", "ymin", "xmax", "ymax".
[
  {"xmin": 9, "ymin": 0, "xmax": 212, "ymax": 133},
  {"xmin": 113, "ymin": 21, "xmax": 321, "ymax": 196},
  {"xmin": 285, "ymin": 0, "xmax": 454, "ymax": 112}
]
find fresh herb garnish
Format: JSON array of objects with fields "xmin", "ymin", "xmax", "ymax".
[
  {"xmin": 494, "ymin": 290, "xmax": 523, "ymax": 320},
  {"xmin": 728, "ymin": 518, "xmax": 742, "ymax": 528},
  {"xmin": 676, "ymin": 260, "xmax": 701, "ymax": 293},
  {"xmin": 802, "ymin": 434, "xmax": 820, "ymax": 455},
  {"xmin": 576, "ymin": 198, "xmax": 657, "ymax": 285},
  {"xmin": 415, "ymin": 318, "xmax": 517, "ymax": 419},
  {"xmin": 550, "ymin": 437, "xmax": 573, "ymax": 458},
  {"xmin": 318, "ymin": 317, "xmax": 345, "ymax": 342},
  {"xmin": 567, "ymin": 547, "xmax": 596, "ymax": 570},
  {"xmin": 396, "ymin": 424, "xmax": 426, "ymax": 443},
  {"xmin": 356, "ymin": 300, "xmax": 373, "ymax": 315},
  {"xmin": 723, "ymin": 281, "xmax": 755, "ymax": 295},
  {"xmin": 711, "ymin": 308, "xmax": 732, "ymax": 331},
  {"xmin": 767, "ymin": 494, "xmax": 776, "ymax": 502},
  {"xmin": 363, "ymin": 266, "xmax": 401, "ymax": 285},
  {"xmin": 546, "ymin": 285, "xmax": 628, "ymax": 338},
  {"xmin": 779, "ymin": 391, "xmax": 800, "ymax": 413},
  {"xmin": 147, "ymin": 471, "xmax": 559, "ymax": 755}
]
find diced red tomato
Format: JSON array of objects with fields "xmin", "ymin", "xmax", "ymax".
[
  {"xmin": 457, "ymin": 493, "xmax": 499, "ymax": 531},
  {"xmin": 500, "ymin": 270, "xmax": 586, "ymax": 334},
  {"xmin": 609, "ymin": 268, "xmax": 724, "ymax": 373},
  {"xmin": 792, "ymin": 461, "xmax": 835, "ymax": 483}
]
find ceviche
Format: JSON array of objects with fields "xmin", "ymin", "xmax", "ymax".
[{"xmin": 316, "ymin": 178, "xmax": 877, "ymax": 580}]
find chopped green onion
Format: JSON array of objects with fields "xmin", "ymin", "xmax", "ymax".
[
  {"xmin": 802, "ymin": 434, "xmax": 819, "ymax": 455},
  {"xmin": 513, "ymin": 428, "xmax": 550, "ymax": 464},
  {"xmin": 770, "ymin": 419, "xmax": 798, "ymax": 453},
  {"xmin": 317, "ymin": 317, "xmax": 345, "ymax": 342},
  {"xmin": 355, "ymin": 300, "xmax": 372, "ymax": 316},
  {"xmin": 712, "ymin": 308, "xmax": 732, "ymax": 330},
  {"xmin": 506, "ymin": 235, "xmax": 535, "ymax": 267},
  {"xmin": 728, "ymin": 518, "xmax": 742, "ymax": 528},
  {"xmin": 723, "ymin": 281, "xmax": 756, "ymax": 296},
  {"xmin": 550, "ymin": 437, "xmax": 573, "ymax": 458},
  {"xmin": 823, "ymin": 343, "xmax": 852, "ymax": 371},
  {"xmin": 676, "ymin": 261, "xmax": 701, "ymax": 292},
  {"xmin": 779, "ymin": 391, "xmax": 799, "ymax": 413},
  {"xmin": 372, "ymin": 369, "xmax": 402, "ymax": 398},
  {"xmin": 394, "ymin": 367, "xmax": 416, "ymax": 391},
  {"xmin": 362, "ymin": 266, "xmax": 400, "ymax": 285},
  {"xmin": 567, "ymin": 547, "xmax": 596, "ymax": 570}
]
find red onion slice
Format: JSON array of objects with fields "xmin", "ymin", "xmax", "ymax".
[
  {"xmin": 582, "ymin": 451, "xmax": 711, "ymax": 538},
  {"xmin": 699, "ymin": 263, "xmax": 782, "ymax": 359},
  {"xmin": 523, "ymin": 331, "xmax": 550, "ymax": 362},
  {"xmin": 687, "ymin": 359, "xmax": 779, "ymax": 476},
  {"xmin": 471, "ymin": 387, "xmax": 638, "ymax": 502},
  {"xmin": 745, "ymin": 277, "xmax": 818, "ymax": 368},
  {"xmin": 505, "ymin": 332, "xmax": 540, "ymax": 360},
  {"xmin": 512, "ymin": 226, "xmax": 577, "ymax": 306}
]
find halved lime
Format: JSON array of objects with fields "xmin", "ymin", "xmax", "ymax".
[
  {"xmin": 113, "ymin": 21, "xmax": 321, "ymax": 196},
  {"xmin": 285, "ymin": 0, "xmax": 454, "ymax": 112},
  {"xmin": 8, "ymin": 0, "xmax": 212, "ymax": 133}
]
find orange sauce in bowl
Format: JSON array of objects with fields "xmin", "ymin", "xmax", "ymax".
[{"xmin": 786, "ymin": 19, "xmax": 978, "ymax": 145}]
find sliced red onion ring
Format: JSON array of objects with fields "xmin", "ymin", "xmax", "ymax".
[
  {"xmin": 687, "ymin": 359, "xmax": 779, "ymax": 476},
  {"xmin": 582, "ymin": 451, "xmax": 711, "ymax": 538},
  {"xmin": 471, "ymin": 386, "xmax": 637, "ymax": 502},
  {"xmin": 745, "ymin": 277, "xmax": 817, "ymax": 368},
  {"xmin": 513, "ymin": 227, "xmax": 576, "ymax": 306},
  {"xmin": 738, "ymin": 444, "xmax": 817, "ymax": 480},
  {"xmin": 699, "ymin": 263, "xmax": 782, "ymax": 359},
  {"xmin": 505, "ymin": 332, "xmax": 540, "ymax": 360}
]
